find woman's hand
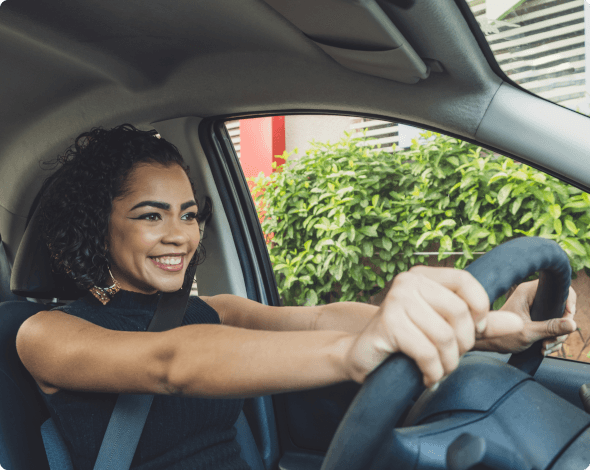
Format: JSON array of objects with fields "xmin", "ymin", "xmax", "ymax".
[
  {"xmin": 341, "ymin": 266, "xmax": 524, "ymax": 388},
  {"xmin": 474, "ymin": 279, "xmax": 577, "ymax": 355}
]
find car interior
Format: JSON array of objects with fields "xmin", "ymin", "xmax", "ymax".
[{"xmin": 1, "ymin": 0, "xmax": 590, "ymax": 469}]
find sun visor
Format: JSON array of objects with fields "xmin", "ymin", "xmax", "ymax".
[{"xmin": 263, "ymin": 0, "xmax": 430, "ymax": 84}]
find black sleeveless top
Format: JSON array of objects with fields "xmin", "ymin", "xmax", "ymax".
[{"xmin": 38, "ymin": 289, "xmax": 250, "ymax": 470}]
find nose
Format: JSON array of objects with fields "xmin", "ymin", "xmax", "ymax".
[{"xmin": 161, "ymin": 217, "xmax": 194, "ymax": 246}]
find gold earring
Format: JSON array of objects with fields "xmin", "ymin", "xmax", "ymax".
[{"xmin": 89, "ymin": 267, "xmax": 122, "ymax": 305}]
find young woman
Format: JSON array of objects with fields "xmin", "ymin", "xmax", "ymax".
[{"xmin": 15, "ymin": 124, "xmax": 577, "ymax": 469}]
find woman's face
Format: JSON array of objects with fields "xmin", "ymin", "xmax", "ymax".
[{"xmin": 105, "ymin": 162, "xmax": 201, "ymax": 294}]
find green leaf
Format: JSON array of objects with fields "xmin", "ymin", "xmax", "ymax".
[
  {"xmin": 359, "ymin": 224, "xmax": 379, "ymax": 237},
  {"xmin": 453, "ymin": 225, "xmax": 472, "ymax": 238},
  {"xmin": 488, "ymin": 231, "xmax": 497, "ymax": 245},
  {"xmin": 502, "ymin": 222, "xmax": 513, "ymax": 238},
  {"xmin": 565, "ymin": 219, "xmax": 579, "ymax": 235},
  {"xmin": 304, "ymin": 290, "xmax": 318, "ymax": 307},
  {"xmin": 336, "ymin": 186, "xmax": 354, "ymax": 197},
  {"xmin": 387, "ymin": 261, "xmax": 397, "ymax": 273},
  {"xmin": 382, "ymin": 238, "xmax": 393, "ymax": 251},
  {"xmin": 553, "ymin": 219, "xmax": 562, "ymax": 236},
  {"xmin": 488, "ymin": 172, "xmax": 507, "ymax": 185},
  {"xmin": 435, "ymin": 219, "xmax": 456, "ymax": 231},
  {"xmin": 497, "ymin": 183, "xmax": 513, "ymax": 206},
  {"xmin": 440, "ymin": 235, "xmax": 452, "ymax": 251},
  {"xmin": 379, "ymin": 250, "xmax": 393, "ymax": 261},
  {"xmin": 548, "ymin": 204, "xmax": 561, "ymax": 219},
  {"xmin": 563, "ymin": 200, "xmax": 590, "ymax": 210},
  {"xmin": 519, "ymin": 212, "xmax": 533, "ymax": 224},
  {"xmin": 561, "ymin": 238, "xmax": 587, "ymax": 256},
  {"xmin": 333, "ymin": 262, "xmax": 344, "ymax": 281},
  {"xmin": 416, "ymin": 231, "xmax": 432, "ymax": 248},
  {"xmin": 316, "ymin": 238, "xmax": 335, "ymax": 250},
  {"xmin": 362, "ymin": 241, "xmax": 374, "ymax": 258},
  {"xmin": 511, "ymin": 197, "xmax": 525, "ymax": 216},
  {"xmin": 511, "ymin": 171, "xmax": 528, "ymax": 181}
]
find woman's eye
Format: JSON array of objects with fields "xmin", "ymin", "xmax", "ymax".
[
  {"xmin": 182, "ymin": 212, "xmax": 199, "ymax": 221},
  {"xmin": 137, "ymin": 213, "xmax": 161, "ymax": 221}
]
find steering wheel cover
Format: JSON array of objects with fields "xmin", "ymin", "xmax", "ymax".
[{"xmin": 320, "ymin": 236, "xmax": 571, "ymax": 470}]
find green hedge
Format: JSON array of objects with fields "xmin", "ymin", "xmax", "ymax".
[{"xmin": 250, "ymin": 131, "xmax": 590, "ymax": 306}]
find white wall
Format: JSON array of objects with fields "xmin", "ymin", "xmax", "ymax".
[{"xmin": 285, "ymin": 115, "xmax": 352, "ymax": 158}]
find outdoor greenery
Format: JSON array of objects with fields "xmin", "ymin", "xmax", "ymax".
[{"xmin": 250, "ymin": 131, "xmax": 590, "ymax": 307}]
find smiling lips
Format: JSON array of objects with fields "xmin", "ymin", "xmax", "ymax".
[{"xmin": 150, "ymin": 255, "xmax": 184, "ymax": 272}]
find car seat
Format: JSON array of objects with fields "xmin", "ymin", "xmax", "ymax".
[{"xmin": 0, "ymin": 204, "xmax": 266, "ymax": 470}]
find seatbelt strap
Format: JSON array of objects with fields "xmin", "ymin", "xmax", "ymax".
[{"xmin": 93, "ymin": 220, "xmax": 205, "ymax": 470}]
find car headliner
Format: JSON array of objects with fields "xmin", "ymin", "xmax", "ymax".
[{"xmin": 0, "ymin": 0, "xmax": 588, "ymax": 265}]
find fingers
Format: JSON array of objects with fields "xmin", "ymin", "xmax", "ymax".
[
  {"xmin": 478, "ymin": 310, "xmax": 524, "ymax": 338},
  {"xmin": 544, "ymin": 340, "xmax": 565, "ymax": 356},
  {"xmin": 384, "ymin": 308, "xmax": 445, "ymax": 388},
  {"xmin": 401, "ymin": 291, "xmax": 460, "ymax": 375},
  {"xmin": 565, "ymin": 286, "xmax": 577, "ymax": 317},
  {"xmin": 394, "ymin": 269, "xmax": 477, "ymax": 354},
  {"xmin": 527, "ymin": 317, "xmax": 577, "ymax": 344},
  {"xmin": 540, "ymin": 286, "xmax": 577, "ymax": 355},
  {"xmin": 385, "ymin": 267, "xmax": 491, "ymax": 387},
  {"xmin": 408, "ymin": 266, "xmax": 490, "ymax": 328}
]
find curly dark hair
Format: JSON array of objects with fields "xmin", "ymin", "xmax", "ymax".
[{"xmin": 37, "ymin": 123, "xmax": 212, "ymax": 291}]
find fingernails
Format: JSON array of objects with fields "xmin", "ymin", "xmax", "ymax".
[
  {"xmin": 429, "ymin": 381, "xmax": 440, "ymax": 392},
  {"xmin": 545, "ymin": 341, "xmax": 557, "ymax": 350},
  {"xmin": 476, "ymin": 318, "xmax": 487, "ymax": 334}
]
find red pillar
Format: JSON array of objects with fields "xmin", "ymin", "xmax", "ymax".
[
  {"xmin": 239, "ymin": 116, "xmax": 285, "ymax": 179},
  {"xmin": 240, "ymin": 116, "xmax": 284, "ymax": 242}
]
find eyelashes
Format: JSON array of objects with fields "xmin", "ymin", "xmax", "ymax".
[{"xmin": 134, "ymin": 212, "xmax": 199, "ymax": 222}]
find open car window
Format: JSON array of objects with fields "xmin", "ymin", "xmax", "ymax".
[
  {"xmin": 467, "ymin": 0, "xmax": 589, "ymax": 116},
  {"xmin": 225, "ymin": 114, "xmax": 590, "ymax": 364}
]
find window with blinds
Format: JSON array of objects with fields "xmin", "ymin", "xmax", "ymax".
[{"xmin": 468, "ymin": 0, "xmax": 587, "ymax": 112}]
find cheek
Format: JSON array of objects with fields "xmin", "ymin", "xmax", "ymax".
[
  {"xmin": 114, "ymin": 225, "xmax": 160, "ymax": 256},
  {"xmin": 136, "ymin": 227, "xmax": 161, "ymax": 249}
]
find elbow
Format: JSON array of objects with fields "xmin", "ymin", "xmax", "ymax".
[{"xmin": 152, "ymin": 335, "xmax": 184, "ymax": 396}]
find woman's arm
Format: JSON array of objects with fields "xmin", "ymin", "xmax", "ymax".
[
  {"xmin": 165, "ymin": 324, "xmax": 351, "ymax": 398},
  {"xmin": 16, "ymin": 309, "xmax": 351, "ymax": 399},
  {"xmin": 202, "ymin": 294, "xmax": 378, "ymax": 335}
]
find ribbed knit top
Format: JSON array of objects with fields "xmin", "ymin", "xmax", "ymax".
[{"xmin": 38, "ymin": 289, "xmax": 249, "ymax": 470}]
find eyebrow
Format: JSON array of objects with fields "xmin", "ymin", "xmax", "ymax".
[{"xmin": 129, "ymin": 200, "xmax": 197, "ymax": 212}]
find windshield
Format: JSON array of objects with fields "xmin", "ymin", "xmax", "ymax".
[{"xmin": 467, "ymin": 0, "xmax": 588, "ymax": 116}]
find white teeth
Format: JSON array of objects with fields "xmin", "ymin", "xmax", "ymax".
[{"xmin": 153, "ymin": 256, "xmax": 182, "ymax": 265}]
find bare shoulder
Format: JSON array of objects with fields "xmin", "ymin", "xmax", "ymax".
[
  {"xmin": 16, "ymin": 309, "xmax": 173, "ymax": 395},
  {"xmin": 16, "ymin": 310, "xmax": 95, "ymax": 394}
]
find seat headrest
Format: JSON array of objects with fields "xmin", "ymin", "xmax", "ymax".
[{"xmin": 10, "ymin": 203, "xmax": 88, "ymax": 300}]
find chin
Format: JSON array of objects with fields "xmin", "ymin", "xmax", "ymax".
[{"xmin": 153, "ymin": 277, "xmax": 186, "ymax": 293}]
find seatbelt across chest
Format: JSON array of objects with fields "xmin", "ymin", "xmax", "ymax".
[{"xmin": 92, "ymin": 219, "xmax": 205, "ymax": 470}]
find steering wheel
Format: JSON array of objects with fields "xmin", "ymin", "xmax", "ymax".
[{"xmin": 320, "ymin": 236, "xmax": 572, "ymax": 470}]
